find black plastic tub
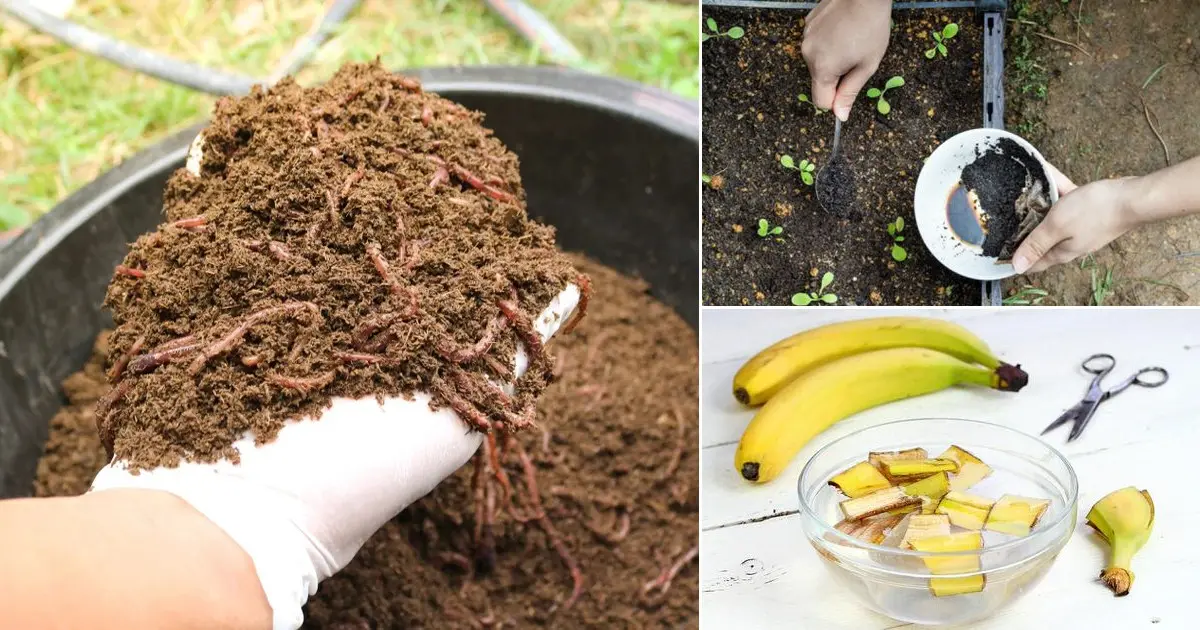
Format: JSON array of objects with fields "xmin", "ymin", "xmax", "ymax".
[{"xmin": 0, "ymin": 66, "xmax": 699, "ymax": 498}]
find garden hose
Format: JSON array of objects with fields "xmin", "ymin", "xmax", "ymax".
[
  {"xmin": 0, "ymin": 0, "xmax": 257, "ymax": 95},
  {"xmin": 0, "ymin": 0, "xmax": 362, "ymax": 95},
  {"xmin": 483, "ymin": 0, "xmax": 585, "ymax": 67}
]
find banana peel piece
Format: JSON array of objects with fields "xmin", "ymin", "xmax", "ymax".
[
  {"xmin": 909, "ymin": 531, "xmax": 986, "ymax": 596},
  {"xmin": 881, "ymin": 458, "xmax": 960, "ymax": 479},
  {"xmin": 900, "ymin": 514, "xmax": 951, "ymax": 550},
  {"xmin": 834, "ymin": 512, "xmax": 906, "ymax": 544},
  {"xmin": 938, "ymin": 445, "xmax": 993, "ymax": 492},
  {"xmin": 985, "ymin": 495, "xmax": 1051, "ymax": 537},
  {"xmin": 901, "ymin": 472, "xmax": 951, "ymax": 503},
  {"xmin": 829, "ymin": 461, "xmax": 894, "ymax": 498},
  {"xmin": 1086, "ymin": 487, "xmax": 1154, "ymax": 596},
  {"xmin": 936, "ymin": 491, "xmax": 995, "ymax": 530},
  {"xmin": 840, "ymin": 487, "xmax": 921, "ymax": 522}
]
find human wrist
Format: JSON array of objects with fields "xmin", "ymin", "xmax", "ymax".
[
  {"xmin": 1118, "ymin": 174, "xmax": 1159, "ymax": 228},
  {"xmin": 91, "ymin": 468, "xmax": 321, "ymax": 630}
]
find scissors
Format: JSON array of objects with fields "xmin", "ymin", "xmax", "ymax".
[{"xmin": 1041, "ymin": 353, "xmax": 1169, "ymax": 442}]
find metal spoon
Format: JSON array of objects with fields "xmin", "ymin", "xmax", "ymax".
[{"xmin": 814, "ymin": 118, "xmax": 842, "ymax": 213}]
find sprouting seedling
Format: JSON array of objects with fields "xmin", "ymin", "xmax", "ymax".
[
  {"xmin": 925, "ymin": 23, "xmax": 959, "ymax": 58},
  {"xmin": 1002, "ymin": 286, "xmax": 1049, "ymax": 306},
  {"xmin": 865, "ymin": 76, "xmax": 905, "ymax": 115},
  {"xmin": 702, "ymin": 174, "xmax": 712, "ymax": 185},
  {"xmin": 797, "ymin": 93, "xmax": 826, "ymax": 115},
  {"xmin": 792, "ymin": 271, "xmax": 837, "ymax": 305},
  {"xmin": 780, "ymin": 155, "xmax": 816, "ymax": 185},
  {"xmin": 703, "ymin": 17, "xmax": 744, "ymax": 41},
  {"xmin": 757, "ymin": 219, "xmax": 783, "ymax": 238},
  {"xmin": 887, "ymin": 217, "xmax": 907, "ymax": 262}
]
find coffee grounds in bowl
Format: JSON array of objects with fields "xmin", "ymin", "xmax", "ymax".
[
  {"xmin": 961, "ymin": 137, "xmax": 1052, "ymax": 260},
  {"xmin": 100, "ymin": 61, "xmax": 587, "ymax": 471},
  {"xmin": 34, "ymin": 255, "xmax": 699, "ymax": 628}
]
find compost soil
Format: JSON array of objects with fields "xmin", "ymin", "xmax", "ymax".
[
  {"xmin": 34, "ymin": 255, "xmax": 699, "ymax": 628},
  {"xmin": 101, "ymin": 62, "xmax": 582, "ymax": 470},
  {"xmin": 961, "ymin": 137, "xmax": 1051, "ymax": 259},
  {"xmin": 1005, "ymin": 0, "xmax": 1200, "ymax": 305},
  {"xmin": 703, "ymin": 9, "xmax": 982, "ymax": 305}
]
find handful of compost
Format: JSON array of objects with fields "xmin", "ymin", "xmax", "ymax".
[
  {"xmin": 87, "ymin": 63, "xmax": 590, "ymax": 630},
  {"xmin": 959, "ymin": 138, "xmax": 1053, "ymax": 261}
]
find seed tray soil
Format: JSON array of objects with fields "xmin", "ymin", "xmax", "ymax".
[
  {"xmin": 34, "ymin": 255, "xmax": 699, "ymax": 629},
  {"xmin": 702, "ymin": 8, "xmax": 983, "ymax": 306}
]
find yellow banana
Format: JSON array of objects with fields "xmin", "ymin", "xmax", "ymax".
[
  {"xmin": 732, "ymin": 316, "xmax": 1027, "ymax": 406},
  {"xmin": 1086, "ymin": 487, "xmax": 1155, "ymax": 596},
  {"xmin": 735, "ymin": 347, "xmax": 1025, "ymax": 484}
]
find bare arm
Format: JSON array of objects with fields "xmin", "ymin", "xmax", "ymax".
[
  {"xmin": 1124, "ymin": 155, "xmax": 1200, "ymax": 224},
  {"xmin": 1013, "ymin": 155, "xmax": 1200, "ymax": 273},
  {"xmin": 0, "ymin": 489, "xmax": 271, "ymax": 630}
]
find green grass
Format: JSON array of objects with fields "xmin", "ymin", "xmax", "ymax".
[{"xmin": 0, "ymin": 0, "xmax": 697, "ymax": 230}]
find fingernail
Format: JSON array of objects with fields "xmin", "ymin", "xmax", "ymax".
[
  {"xmin": 834, "ymin": 106, "xmax": 850, "ymax": 122},
  {"xmin": 1012, "ymin": 255, "xmax": 1030, "ymax": 273}
]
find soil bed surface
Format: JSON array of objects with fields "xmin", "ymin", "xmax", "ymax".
[
  {"xmin": 35, "ymin": 255, "xmax": 699, "ymax": 628},
  {"xmin": 703, "ymin": 8, "xmax": 983, "ymax": 306},
  {"xmin": 1005, "ymin": 0, "xmax": 1200, "ymax": 305}
]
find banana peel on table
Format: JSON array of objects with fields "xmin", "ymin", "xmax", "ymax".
[
  {"xmin": 1086, "ymin": 487, "xmax": 1155, "ymax": 597},
  {"xmin": 734, "ymin": 346, "xmax": 1027, "ymax": 484}
]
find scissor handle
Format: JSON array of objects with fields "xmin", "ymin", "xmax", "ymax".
[
  {"xmin": 1130, "ymin": 367, "xmax": 1169, "ymax": 388},
  {"xmin": 1081, "ymin": 353, "xmax": 1115, "ymax": 375}
]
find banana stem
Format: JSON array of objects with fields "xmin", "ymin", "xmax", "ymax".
[
  {"xmin": 956, "ymin": 364, "xmax": 1020, "ymax": 391},
  {"xmin": 1103, "ymin": 538, "xmax": 1138, "ymax": 596}
]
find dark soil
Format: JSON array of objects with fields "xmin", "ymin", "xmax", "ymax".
[
  {"xmin": 961, "ymin": 137, "xmax": 1051, "ymax": 259},
  {"xmin": 101, "ymin": 62, "xmax": 584, "ymax": 471},
  {"xmin": 702, "ymin": 9, "xmax": 984, "ymax": 306},
  {"xmin": 1005, "ymin": 0, "xmax": 1200, "ymax": 305},
  {"xmin": 34, "ymin": 255, "xmax": 699, "ymax": 629}
]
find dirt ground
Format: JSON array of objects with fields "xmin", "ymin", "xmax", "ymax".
[
  {"xmin": 1006, "ymin": 0, "xmax": 1200, "ymax": 305},
  {"xmin": 702, "ymin": 9, "xmax": 983, "ymax": 306}
]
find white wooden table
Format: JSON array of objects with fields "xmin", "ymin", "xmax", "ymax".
[{"xmin": 700, "ymin": 308, "xmax": 1198, "ymax": 629}]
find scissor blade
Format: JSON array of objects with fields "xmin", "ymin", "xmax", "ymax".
[{"xmin": 1042, "ymin": 405, "xmax": 1081, "ymax": 435}]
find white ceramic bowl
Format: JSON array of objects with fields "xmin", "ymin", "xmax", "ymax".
[{"xmin": 914, "ymin": 129, "xmax": 1057, "ymax": 280}]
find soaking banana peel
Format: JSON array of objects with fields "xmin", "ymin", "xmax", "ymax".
[
  {"xmin": 1086, "ymin": 487, "xmax": 1155, "ymax": 596},
  {"xmin": 735, "ymin": 348, "xmax": 1025, "ymax": 484},
  {"xmin": 732, "ymin": 316, "xmax": 1029, "ymax": 406}
]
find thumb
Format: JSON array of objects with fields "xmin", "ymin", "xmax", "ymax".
[
  {"xmin": 1011, "ymin": 218, "xmax": 1064, "ymax": 274},
  {"xmin": 832, "ymin": 64, "xmax": 875, "ymax": 121}
]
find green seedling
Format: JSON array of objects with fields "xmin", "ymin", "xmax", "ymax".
[
  {"xmin": 757, "ymin": 218, "xmax": 783, "ymax": 238},
  {"xmin": 865, "ymin": 76, "xmax": 905, "ymax": 115},
  {"xmin": 886, "ymin": 217, "xmax": 907, "ymax": 262},
  {"xmin": 1002, "ymin": 286, "xmax": 1049, "ymax": 306},
  {"xmin": 792, "ymin": 271, "xmax": 837, "ymax": 305},
  {"xmin": 1080, "ymin": 255, "xmax": 1115, "ymax": 306},
  {"xmin": 925, "ymin": 23, "xmax": 959, "ymax": 58},
  {"xmin": 702, "ymin": 174, "xmax": 712, "ymax": 185},
  {"xmin": 780, "ymin": 155, "xmax": 816, "ymax": 185},
  {"xmin": 797, "ymin": 93, "xmax": 826, "ymax": 115},
  {"xmin": 703, "ymin": 17, "xmax": 744, "ymax": 41}
]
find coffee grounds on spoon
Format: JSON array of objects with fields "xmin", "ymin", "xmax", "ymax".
[{"xmin": 99, "ymin": 62, "xmax": 588, "ymax": 471}]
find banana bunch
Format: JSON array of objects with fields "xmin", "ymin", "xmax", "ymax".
[{"xmin": 733, "ymin": 317, "xmax": 1028, "ymax": 484}]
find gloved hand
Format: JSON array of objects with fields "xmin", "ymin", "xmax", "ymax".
[
  {"xmin": 89, "ymin": 132, "xmax": 582, "ymax": 630},
  {"xmin": 801, "ymin": 0, "xmax": 894, "ymax": 121}
]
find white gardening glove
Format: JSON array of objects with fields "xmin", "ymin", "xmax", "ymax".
[{"xmin": 89, "ymin": 133, "xmax": 582, "ymax": 630}]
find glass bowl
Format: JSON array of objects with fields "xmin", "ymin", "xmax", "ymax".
[{"xmin": 798, "ymin": 418, "xmax": 1078, "ymax": 626}]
